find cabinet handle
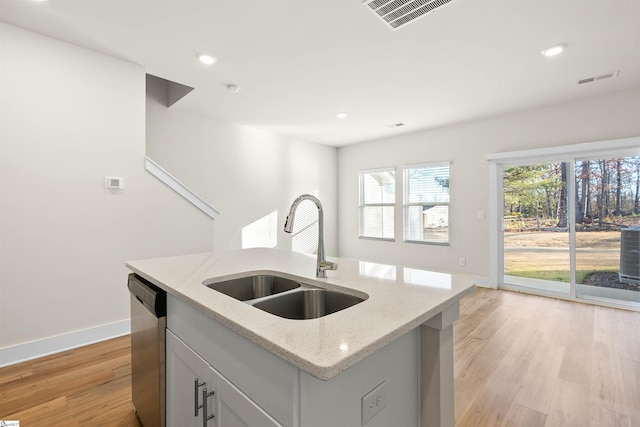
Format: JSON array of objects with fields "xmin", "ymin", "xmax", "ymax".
[
  {"xmin": 194, "ymin": 378, "xmax": 206, "ymax": 416},
  {"xmin": 202, "ymin": 387, "xmax": 215, "ymax": 426}
]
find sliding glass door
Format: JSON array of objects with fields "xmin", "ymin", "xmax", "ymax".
[
  {"xmin": 503, "ymin": 162, "xmax": 571, "ymax": 294},
  {"xmin": 575, "ymin": 156, "xmax": 640, "ymax": 303},
  {"xmin": 500, "ymin": 152, "xmax": 640, "ymax": 307}
]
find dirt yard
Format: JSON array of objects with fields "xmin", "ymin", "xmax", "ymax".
[{"xmin": 504, "ymin": 230, "xmax": 621, "ymax": 274}]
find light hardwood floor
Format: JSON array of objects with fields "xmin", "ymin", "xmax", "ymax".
[
  {"xmin": 0, "ymin": 335, "xmax": 141, "ymax": 426},
  {"xmin": 1, "ymin": 287, "xmax": 639, "ymax": 426},
  {"xmin": 454, "ymin": 288, "xmax": 640, "ymax": 427}
]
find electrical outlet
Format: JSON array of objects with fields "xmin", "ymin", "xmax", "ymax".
[
  {"xmin": 362, "ymin": 381, "xmax": 387, "ymax": 424},
  {"xmin": 459, "ymin": 257, "xmax": 466, "ymax": 266},
  {"xmin": 477, "ymin": 210, "xmax": 485, "ymax": 220}
]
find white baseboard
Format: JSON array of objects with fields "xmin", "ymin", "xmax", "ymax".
[{"xmin": 0, "ymin": 319, "xmax": 131, "ymax": 368}]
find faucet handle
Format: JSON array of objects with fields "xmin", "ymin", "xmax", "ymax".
[{"xmin": 319, "ymin": 261, "xmax": 338, "ymax": 271}]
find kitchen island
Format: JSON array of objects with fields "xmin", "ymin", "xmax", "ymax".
[{"xmin": 127, "ymin": 248, "xmax": 475, "ymax": 427}]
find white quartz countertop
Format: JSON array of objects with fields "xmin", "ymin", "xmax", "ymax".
[{"xmin": 126, "ymin": 248, "xmax": 476, "ymax": 380}]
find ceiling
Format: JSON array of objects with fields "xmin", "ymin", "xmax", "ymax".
[{"xmin": 1, "ymin": 0, "xmax": 639, "ymax": 147}]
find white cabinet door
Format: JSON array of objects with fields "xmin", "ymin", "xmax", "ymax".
[
  {"xmin": 215, "ymin": 371, "xmax": 284, "ymax": 427},
  {"xmin": 167, "ymin": 329, "xmax": 284, "ymax": 427},
  {"xmin": 166, "ymin": 330, "xmax": 216, "ymax": 427}
]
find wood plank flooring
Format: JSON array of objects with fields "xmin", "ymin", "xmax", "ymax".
[
  {"xmin": 1, "ymin": 288, "xmax": 639, "ymax": 426},
  {"xmin": 0, "ymin": 335, "xmax": 141, "ymax": 426},
  {"xmin": 454, "ymin": 288, "xmax": 640, "ymax": 427}
]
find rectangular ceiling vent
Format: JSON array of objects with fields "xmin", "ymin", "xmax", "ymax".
[
  {"xmin": 578, "ymin": 70, "xmax": 620, "ymax": 85},
  {"xmin": 363, "ymin": 0, "xmax": 457, "ymax": 30}
]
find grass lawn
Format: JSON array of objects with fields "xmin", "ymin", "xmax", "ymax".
[
  {"xmin": 506, "ymin": 268, "xmax": 618, "ymax": 284},
  {"xmin": 504, "ymin": 230, "xmax": 621, "ymax": 284}
]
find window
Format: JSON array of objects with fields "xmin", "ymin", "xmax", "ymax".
[
  {"xmin": 404, "ymin": 163, "xmax": 450, "ymax": 244},
  {"xmin": 359, "ymin": 168, "xmax": 395, "ymax": 240}
]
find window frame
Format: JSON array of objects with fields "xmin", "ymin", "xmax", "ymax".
[
  {"xmin": 358, "ymin": 167, "xmax": 396, "ymax": 241},
  {"xmin": 403, "ymin": 161, "xmax": 451, "ymax": 246}
]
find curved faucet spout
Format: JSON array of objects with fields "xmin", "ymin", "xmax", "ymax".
[{"xmin": 284, "ymin": 194, "xmax": 337, "ymax": 278}]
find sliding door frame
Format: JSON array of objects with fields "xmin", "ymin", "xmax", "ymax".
[{"xmin": 488, "ymin": 136, "xmax": 640, "ymax": 311}]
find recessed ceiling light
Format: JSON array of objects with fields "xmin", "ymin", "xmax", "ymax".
[
  {"xmin": 225, "ymin": 84, "xmax": 240, "ymax": 93},
  {"xmin": 336, "ymin": 112, "xmax": 348, "ymax": 119},
  {"xmin": 197, "ymin": 53, "xmax": 217, "ymax": 65},
  {"xmin": 541, "ymin": 43, "xmax": 567, "ymax": 57}
]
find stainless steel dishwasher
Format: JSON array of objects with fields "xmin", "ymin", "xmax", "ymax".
[{"xmin": 128, "ymin": 273, "xmax": 166, "ymax": 427}]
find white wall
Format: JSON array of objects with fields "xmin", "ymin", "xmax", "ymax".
[
  {"xmin": 4, "ymin": 19, "xmax": 637, "ymax": 366},
  {"xmin": 146, "ymin": 77, "xmax": 338, "ymax": 255},
  {"xmin": 338, "ymin": 88, "xmax": 640, "ymax": 281},
  {"xmin": 0, "ymin": 23, "xmax": 214, "ymax": 364}
]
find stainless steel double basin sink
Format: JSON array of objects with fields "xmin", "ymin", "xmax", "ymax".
[{"xmin": 204, "ymin": 275, "xmax": 366, "ymax": 320}]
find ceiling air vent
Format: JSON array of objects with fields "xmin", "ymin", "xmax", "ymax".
[
  {"xmin": 578, "ymin": 70, "xmax": 619, "ymax": 85},
  {"xmin": 363, "ymin": 0, "xmax": 458, "ymax": 30}
]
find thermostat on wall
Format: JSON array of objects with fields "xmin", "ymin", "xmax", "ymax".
[{"xmin": 105, "ymin": 176, "xmax": 124, "ymax": 189}]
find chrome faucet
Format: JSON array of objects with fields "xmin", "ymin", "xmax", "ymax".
[{"xmin": 284, "ymin": 194, "xmax": 338, "ymax": 278}]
